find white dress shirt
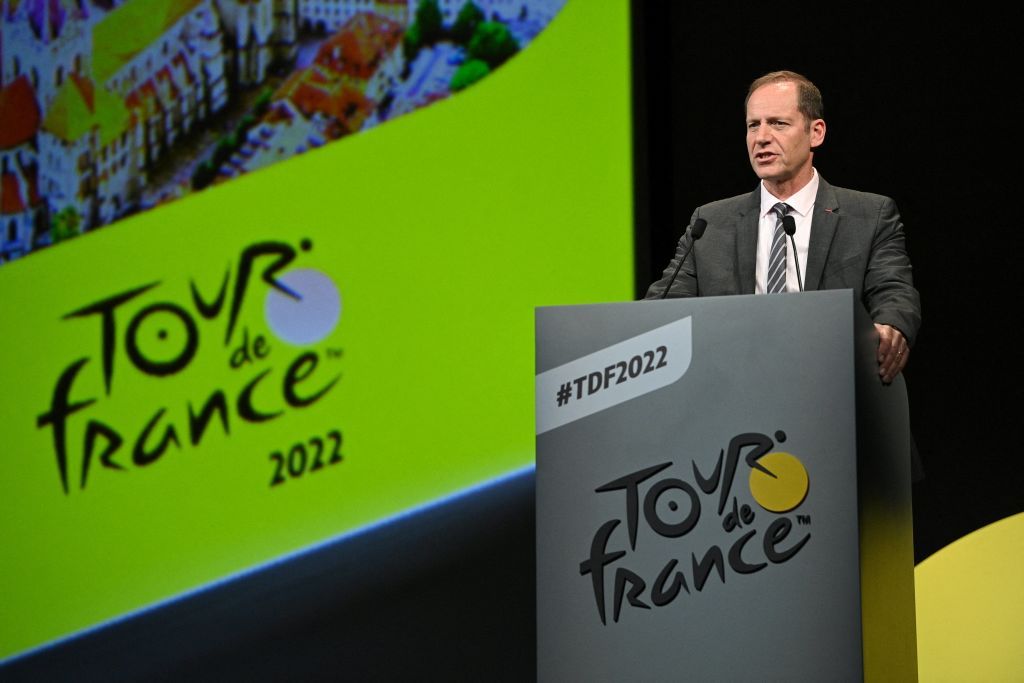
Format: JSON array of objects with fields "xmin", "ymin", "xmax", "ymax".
[{"xmin": 755, "ymin": 168, "xmax": 819, "ymax": 294}]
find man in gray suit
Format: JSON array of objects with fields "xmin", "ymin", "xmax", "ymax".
[{"xmin": 646, "ymin": 70, "xmax": 921, "ymax": 386}]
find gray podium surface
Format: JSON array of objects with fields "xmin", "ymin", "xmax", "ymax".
[{"xmin": 535, "ymin": 290, "xmax": 915, "ymax": 682}]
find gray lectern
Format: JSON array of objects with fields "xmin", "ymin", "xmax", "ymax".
[{"xmin": 535, "ymin": 290, "xmax": 916, "ymax": 682}]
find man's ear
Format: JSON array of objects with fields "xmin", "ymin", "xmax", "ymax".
[{"xmin": 810, "ymin": 119, "xmax": 826, "ymax": 149}]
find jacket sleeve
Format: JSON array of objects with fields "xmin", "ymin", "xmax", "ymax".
[
  {"xmin": 643, "ymin": 214, "xmax": 701, "ymax": 300},
  {"xmin": 863, "ymin": 197, "xmax": 922, "ymax": 346}
]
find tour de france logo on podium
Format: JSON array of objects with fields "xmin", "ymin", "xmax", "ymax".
[{"xmin": 578, "ymin": 431, "xmax": 811, "ymax": 625}]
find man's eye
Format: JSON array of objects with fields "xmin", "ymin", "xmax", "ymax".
[{"xmin": 771, "ymin": 121, "xmax": 788, "ymax": 128}]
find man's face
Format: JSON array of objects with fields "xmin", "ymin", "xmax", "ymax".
[{"xmin": 746, "ymin": 81, "xmax": 825, "ymax": 187}]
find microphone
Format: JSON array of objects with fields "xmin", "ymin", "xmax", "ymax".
[
  {"xmin": 782, "ymin": 214, "xmax": 804, "ymax": 293},
  {"xmin": 660, "ymin": 218, "xmax": 708, "ymax": 299}
]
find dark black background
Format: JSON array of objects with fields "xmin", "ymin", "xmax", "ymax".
[
  {"xmin": 5, "ymin": 3, "xmax": 1021, "ymax": 681},
  {"xmin": 632, "ymin": 3, "xmax": 1022, "ymax": 566}
]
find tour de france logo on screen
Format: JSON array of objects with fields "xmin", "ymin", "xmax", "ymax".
[
  {"xmin": 579, "ymin": 431, "xmax": 811, "ymax": 625},
  {"xmin": 35, "ymin": 239, "xmax": 345, "ymax": 495}
]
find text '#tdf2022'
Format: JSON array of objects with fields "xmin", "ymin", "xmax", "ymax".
[{"xmin": 555, "ymin": 347, "xmax": 668, "ymax": 407}]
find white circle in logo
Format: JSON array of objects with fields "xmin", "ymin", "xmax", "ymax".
[{"xmin": 264, "ymin": 268, "xmax": 341, "ymax": 345}]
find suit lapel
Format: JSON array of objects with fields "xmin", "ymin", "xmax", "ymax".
[
  {"xmin": 736, "ymin": 188, "xmax": 760, "ymax": 294},
  {"xmin": 805, "ymin": 181, "xmax": 840, "ymax": 291}
]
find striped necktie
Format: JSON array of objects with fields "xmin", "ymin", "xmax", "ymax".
[{"xmin": 766, "ymin": 202, "xmax": 792, "ymax": 294}]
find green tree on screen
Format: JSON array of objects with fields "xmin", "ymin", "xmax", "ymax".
[
  {"xmin": 450, "ymin": 58, "xmax": 490, "ymax": 91},
  {"xmin": 452, "ymin": 2, "xmax": 485, "ymax": 44},
  {"xmin": 468, "ymin": 21, "xmax": 519, "ymax": 68},
  {"xmin": 254, "ymin": 86, "xmax": 273, "ymax": 115},
  {"xmin": 51, "ymin": 206, "xmax": 82, "ymax": 243},
  {"xmin": 403, "ymin": 0, "xmax": 443, "ymax": 62},
  {"xmin": 415, "ymin": 0, "xmax": 443, "ymax": 44},
  {"xmin": 403, "ymin": 22, "xmax": 421, "ymax": 63}
]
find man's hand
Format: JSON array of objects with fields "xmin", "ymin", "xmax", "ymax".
[{"xmin": 875, "ymin": 323, "xmax": 909, "ymax": 384}]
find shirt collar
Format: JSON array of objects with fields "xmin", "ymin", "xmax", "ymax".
[{"xmin": 760, "ymin": 167, "xmax": 819, "ymax": 218}]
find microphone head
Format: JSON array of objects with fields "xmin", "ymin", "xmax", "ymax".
[
  {"xmin": 691, "ymin": 218, "xmax": 708, "ymax": 240},
  {"xmin": 782, "ymin": 214, "xmax": 796, "ymax": 236}
]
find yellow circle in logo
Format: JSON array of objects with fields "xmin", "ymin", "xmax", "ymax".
[{"xmin": 749, "ymin": 451, "xmax": 809, "ymax": 513}]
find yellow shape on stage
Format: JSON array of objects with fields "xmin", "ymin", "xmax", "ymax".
[{"xmin": 915, "ymin": 511, "xmax": 1024, "ymax": 681}]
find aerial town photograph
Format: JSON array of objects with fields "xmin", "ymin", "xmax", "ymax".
[{"xmin": 0, "ymin": 0, "xmax": 567, "ymax": 265}]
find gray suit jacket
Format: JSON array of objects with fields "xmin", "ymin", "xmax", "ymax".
[{"xmin": 645, "ymin": 177, "xmax": 922, "ymax": 346}]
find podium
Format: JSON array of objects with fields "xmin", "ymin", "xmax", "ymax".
[{"xmin": 535, "ymin": 290, "xmax": 916, "ymax": 682}]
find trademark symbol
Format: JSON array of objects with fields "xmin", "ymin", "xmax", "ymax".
[
  {"xmin": 797, "ymin": 514, "xmax": 811, "ymax": 525},
  {"xmin": 326, "ymin": 348, "xmax": 344, "ymax": 359}
]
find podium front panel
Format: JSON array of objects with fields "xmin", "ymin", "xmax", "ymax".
[{"xmin": 536, "ymin": 291, "xmax": 865, "ymax": 682}]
